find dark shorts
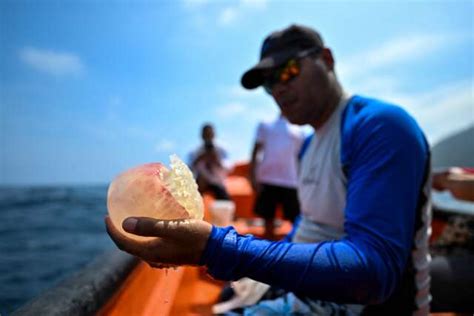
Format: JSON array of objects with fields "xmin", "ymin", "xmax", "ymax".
[
  {"xmin": 208, "ymin": 184, "xmax": 231, "ymax": 200},
  {"xmin": 254, "ymin": 184, "xmax": 300, "ymax": 222},
  {"xmin": 196, "ymin": 174, "xmax": 231, "ymax": 200}
]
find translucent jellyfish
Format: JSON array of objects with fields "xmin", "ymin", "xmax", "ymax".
[{"xmin": 107, "ymin": 154, "xmax": 203, "ymax": 240}]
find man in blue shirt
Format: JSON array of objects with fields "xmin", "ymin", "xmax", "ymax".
[{"xmin": 106, "ymin": 24, "xmax": 431, "ymax": 315}]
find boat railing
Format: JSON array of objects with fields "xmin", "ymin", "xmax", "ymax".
[{"xmin": 12, "ymin": 250, "xmax": 138, "ymax": 316}]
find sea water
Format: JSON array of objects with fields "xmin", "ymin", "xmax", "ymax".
[{"xmin": 0, "ymin": 185, "xmax": 114, "ymax": 315}]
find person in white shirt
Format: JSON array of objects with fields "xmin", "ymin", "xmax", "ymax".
[{"xmin": 250, "ymin": 114, "xmax": 305, "ymax": 239}]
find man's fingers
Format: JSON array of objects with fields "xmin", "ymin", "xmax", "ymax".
[
  {"xmin": 106, "ymin": 216, "xmax": 213, "ymax": 266},
  {"xmin": 123, "ymin": 216, "xmax": 201, "ymax": 239},
  {"xmin": 122, "ymin": 217, "xmax": 184, "ymax": 237},
  {"xmin": 122, "ymin": 216, "xmax": 162, "ymax": 237}
]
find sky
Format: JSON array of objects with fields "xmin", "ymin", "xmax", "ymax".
[{"xmin": 0, "ymin": 0, "xmax": 473, "ymax": 185}]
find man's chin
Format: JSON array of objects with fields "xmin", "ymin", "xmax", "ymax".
[{"xmin": 285, "ymin": 115, "xmax": 305, "ymax": 126}]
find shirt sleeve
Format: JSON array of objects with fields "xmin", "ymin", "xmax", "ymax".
[{"xmin": 200, "ymin": 105, "xmax": 429, "ymax": 304}]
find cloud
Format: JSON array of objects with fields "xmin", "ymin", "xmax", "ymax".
[
  {"xmin": 339, "ymin": 34, "xmax": 450, "ymax": 79},
  {"xmin": 183, "ymin": 0, "xmax": 268, "ymax": 27},
  {"xmin": 19, "ymin": 47, "xmax": 85, "ymax": 76},
  {"xmin": 155, "ymin": 139, "xmax": 176, "ymax": 153},
  {"xmin": 217, "ymin": 0, "xmax": 268, "ymax": 26},
  {"xmin": 337, "ymin": 32, "xmax": 473, "ymax": 145},
  {"xmin": 395, "ymin": 81, "xmax": 474, "ymax": 144},
  {"xmin": 345, "ymin": 76, "xmax": 473, "ymax": 145},
  {"xmin": 218, "ymin": 7, "xmax": 239, "ymax": 26},
  {"xmin": 216, "ymin": 102, "xmax": 247, "ymax": 118}
]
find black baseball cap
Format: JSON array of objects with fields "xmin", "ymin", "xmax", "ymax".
[{"xmin": 241, "ymin": 24, "xmax": 324, "ymax": 90}]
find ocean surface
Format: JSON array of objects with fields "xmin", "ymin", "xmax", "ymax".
[{"xmin": 0, "ymin": 185, "xmax": 114, "ymax": 315}]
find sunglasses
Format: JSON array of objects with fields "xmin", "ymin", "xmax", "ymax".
[
  {"xmin": 262, "ymin": 47, "xmax": 322, "ymax": 94},
  {"xmin": 262, "ymin": 59, "xmax": 300, "ymax": 94}
]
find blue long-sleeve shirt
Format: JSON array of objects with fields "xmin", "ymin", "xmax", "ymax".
[{"xmin": 200, "ymin": 95, "xmax": 430, "ymax": 308}]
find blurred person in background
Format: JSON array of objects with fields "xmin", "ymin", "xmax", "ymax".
[
  {"xmin": 250, "ymin": 113, "xmax": 305, "ymax": 239},
  {"xmin": 189, "ymin": 123, "xmax": 231, "ymax": 200}
]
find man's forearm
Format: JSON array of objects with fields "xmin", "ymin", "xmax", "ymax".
[{"xmin": 201, "ymin": 226, "xmax": 394, "ymax": 305}]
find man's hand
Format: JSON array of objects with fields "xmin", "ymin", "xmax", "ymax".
[{"xmin": 105, "ymin": 216, "xmax": 213, "ymax": 266}]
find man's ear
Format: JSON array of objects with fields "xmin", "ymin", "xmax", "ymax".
[{"xmin": 320, "ymin": 48, "xmax": 335, "ymax": 71}]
